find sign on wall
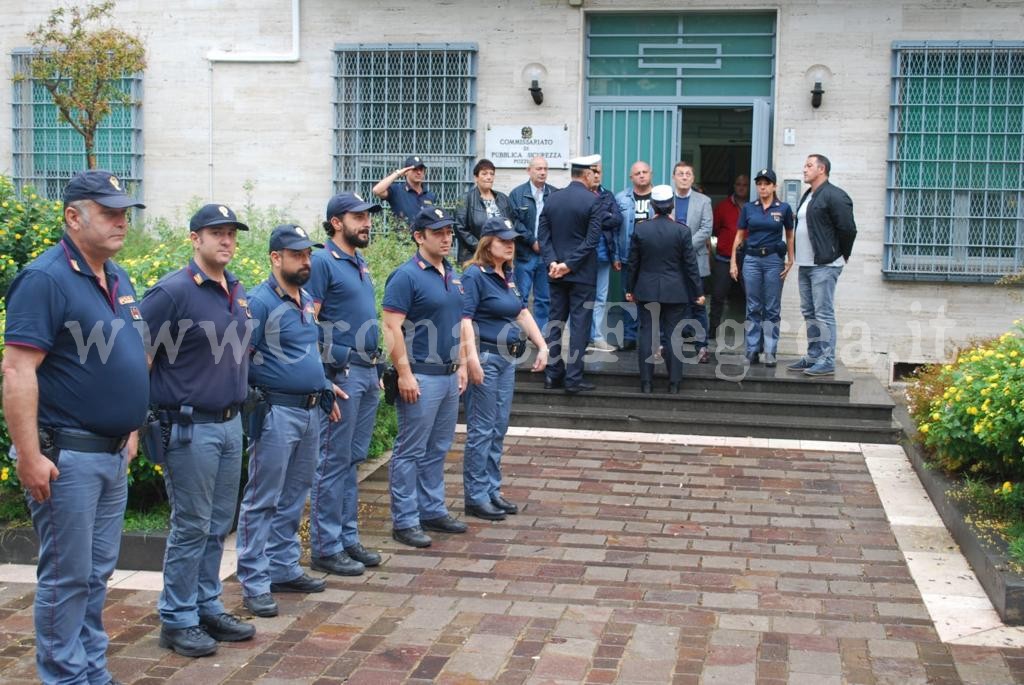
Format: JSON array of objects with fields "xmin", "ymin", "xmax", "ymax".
[{"xmin": 484, "ymin": 125, "xmax": 570, "ymax": 169}]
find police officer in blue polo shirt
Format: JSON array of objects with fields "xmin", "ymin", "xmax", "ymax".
[
  {"xmin": 307, "ymin": 192, "xmax": 384, "ymax": 577},
  {"xmin": 2, "ymin": 169, "xmax": 148, "ymax": 685},
  {"xmin": 236, "ymin": 224, "xmax": 345, "ymax": 618},
  {"xmin": 139, "ymin": 203, "xmax": 256, "ymax": 656},
  {"xmin": 460, "ymin": 217, "xmax": 548, "ymax": 521},
  {"xmin": 382, "ymin": 206, "xmax": 468, "ymax": 548},
  {"xmin": 372, "ymin": 155, "xmax": 439, "ymax": 226}
]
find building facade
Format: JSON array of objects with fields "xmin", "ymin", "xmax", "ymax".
[{"xmin": 2, "ymin": 0, "xmax": 1022, "ymax": 380}]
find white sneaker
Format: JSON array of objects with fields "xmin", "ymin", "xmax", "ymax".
[{"xmin": 587, "ymin": 340, "xmax": 616, "ymax": 352}]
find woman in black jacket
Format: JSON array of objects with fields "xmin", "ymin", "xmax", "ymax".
[{"xmin": 455, "ymin": 159, "xmax": 513, "ymax": 264}]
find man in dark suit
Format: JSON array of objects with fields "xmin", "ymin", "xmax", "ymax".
[
  {"xmin": 624, "ymin": 185, "xmax": 704, "ymax": 394},
  {"xmin": 537, "ymin": 154, "xmax": 604, "ymax": 394}
]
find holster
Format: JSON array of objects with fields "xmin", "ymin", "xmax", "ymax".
[
  {"xmin": 37, "ymin": 428, "xmax": 60, "ymax": 466},
  {"xmin": 382, "ymin": 366, "xmax": 399, "ymax": 406},
  {"xmin": 140, "ymin": 410, "xmax": 167, "ymax": 465},
  {"xmin": 243, "ymin": 387, "xmax": 269, "ymax": 442},
  {"xmin": 318, "ymin": 388, "xmax": 336, "ymax": 415},
  {"xmin": 174, "ymin": 405, "xmax": 195, "ymax": 445}
]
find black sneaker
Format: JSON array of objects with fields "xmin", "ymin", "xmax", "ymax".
[
  {"xmin": 270, "ymin": 572, "xmax": 327, "ymax": 594},
  {"xmin": 310, "ymin": 552, "xmax": 365, "ymax": 576},
  {"xmin": 159, "ymin": 624, "xmax": 218, "ymax": 657},
  {"xmin": 344, "ymin": 542, "xmax": 382, "ymax": 567},
  {"xmin": 199, "ymin": 613, "xmax": 255, "ymax": 642}
]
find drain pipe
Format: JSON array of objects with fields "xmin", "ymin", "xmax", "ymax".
[{"xmin": 205, "ymin": 0, "xmax": 301, "ymax": 198}]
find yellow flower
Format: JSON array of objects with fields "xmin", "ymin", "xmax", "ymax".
[
  {"xmin": 965, "ymin": 375, "xmax": 974, "ymax": 382},
  {"xmin": 1, "ymin": 467, "xmax": 8, "ymax": 481},
  {"xmin": 1002, "ymin": 482, "xmax": 1013, "ymax": 493},
  {"xmin": 931, "ymin": 412, "xmax": 941, "ymax": 421},
  {"xmin": 966, "ymin": 406, "xmax": 979, "ymax": 415},
  {"xmin": 1011, "ymin": 350, "xmax": 1019, "ymax": 358},
  {"xmin": 154, "ymin": 464, "xmax": 163, "ymax": 475},
  {"xmin": 919, "ymin": 423, "xmax": 930, "ymax": 433}
]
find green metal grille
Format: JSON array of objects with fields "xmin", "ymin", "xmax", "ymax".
[
  {"xmin": 10, "ymin": 50, "xmax": 143, "ymax": 202},
  {"xmin": 587, "ymin": 13, "xmax": 775, "ymax": 98},
  {"xmin": 885, "ymin": 41, "xmax": 1024, "ymax": 281},
  {"xmin": 332, "ymin": 44, "xmax": 477, "ymax": 213}
]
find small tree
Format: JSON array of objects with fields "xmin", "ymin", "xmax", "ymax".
[{"xmin": 23, "ymin": 0, "xmax": 146, "ymax": 169}]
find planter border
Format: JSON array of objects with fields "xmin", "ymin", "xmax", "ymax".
[
  {"xmin": 0, "ymin": 526, "xmax": 167, "ymax": 571},
  {"xmin": 893, "ymin": 402, "xmax": 1024, "ymax": 624}
]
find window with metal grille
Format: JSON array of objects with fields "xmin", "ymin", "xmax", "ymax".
[
  {"xmin": 10, "ymin": 49, "xmax": 143, "ymax": 202},
  {"xmin": 885, "ymin": 41, "xmax": 1024, "ymax": 282},
  {"xmin": 332, "ymin": 43, "xmax": 477, "ymax": 216}
]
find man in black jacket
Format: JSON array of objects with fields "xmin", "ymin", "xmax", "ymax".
[
  {"xmin": 787, "ymin": 154, "xmax": 857, "ymax": 376},
  {"xmin": 538, "ymin": 154, "xmax": 604, "ymax": 394}
]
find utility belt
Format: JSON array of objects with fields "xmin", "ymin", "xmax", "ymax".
[
  {"xmin": 746, "ymin": 244, "xmax": 786, "ymax": 258},
  {"xmin": 264, "ymin": 391, "xmax": 322, "ymax": 409},
  {"xmin": 38, "ymin": 428, "xmax": 129, "ymax": 461},
  {"xmin": 479, "ymin": 339, "xmax": 527, "ymax": 357},
  {"xmin": 157, "ymin": 404, "xmax": 241, "ymax": 424},
  {"xmin": 409, "ymin": 361, "xmax": 459, "ymax": 375},
  {"xmin": 347, "ymin": 349, "xmax": 383, "ymax": 369}
]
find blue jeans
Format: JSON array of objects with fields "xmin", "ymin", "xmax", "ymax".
[
  {"xmin": 159, "ymin": 417, "xmax": 243, "ymax": 629},
  {"xmin": 310, "ymin": 365, "xmax": 380, "ymax": 557},
  {"xmin": 389, "ymin": 372, "xmax": 459, "ymax": 529},
  {"xmin": 19, "ymin": 443, "xmax": 127, "ymax": 685},
  {"xmin": 591, "ymin": 261, "xmax": 611, "ymax": 342},
  {"xmin": 797, "ymin": 264, "xmax": 843, "ymax": 366},
  {"xmin": 514, "ymin": 252, "xmax": 549, "ymax": 333},
  {"xmin": 742, "ymin": 253, "xmax": 784, "ymax": 359},
  {"xmin": 462, "ymin": 351, "xmax": 515, "ymax": 506},
  {"xmin": 236, "ymin": 405, "xmax": 320, "ymax": 596}
]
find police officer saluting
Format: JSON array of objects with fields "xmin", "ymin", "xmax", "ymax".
[
  {"xmin": 308, "ymin": 193, "xmax": 384, "ymax": 576},
  {"xmin": 236, "ymin": 224, "xmax": 346, "ymax": 618},
  {"xmin": 139, "ymin": 203, "xmax": 256, "ymax": 656},
  {"xmin": 382, "ymin": 206, "xmax": 469, "ymax": 548},
  {"xmin": 2, "ymin": 170, "xmax": 148, "ymax": 684}
]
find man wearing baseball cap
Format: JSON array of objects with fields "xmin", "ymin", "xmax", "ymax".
[
  {"xmin": 307, "ymin": 193, "xmax": 384, "ymax": 576},
  {"xmin": 372, "ymin": 155, "xmax": 439, "ymax": 226},
  {"xmin": 3, "ymin": 169, "xmax": 148, "ymax": 683},
  {"xmin": 236, "ymin": 224, "xmax": 346, "ymax": 619},
  {"xmin": 139, "ymin": 202, "xmax": 256, "ymax": 656}
]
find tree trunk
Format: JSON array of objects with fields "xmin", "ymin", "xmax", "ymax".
[{"xmin": 84, "ymin": 129, "xmax": 96, "ymax": 170}]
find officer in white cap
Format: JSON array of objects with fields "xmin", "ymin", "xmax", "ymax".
[{"xmin": 537, "ymin": 154, "xmax": 604, "ymax": 393}]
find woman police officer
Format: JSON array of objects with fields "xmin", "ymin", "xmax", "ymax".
[
  {"xmin": 729, "ymin": 168, "xmax": 795, "ymax": 367},
  {"xmin": 460, "ymin": 217, "xmax": 547, "ymax": 520}
]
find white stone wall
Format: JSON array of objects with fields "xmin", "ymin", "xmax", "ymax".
[{"xmin": 1, "ymin": 0, "xmax": 1022, "ymax": 378}]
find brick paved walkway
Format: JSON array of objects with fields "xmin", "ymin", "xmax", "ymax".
[{"xmin": 2, "ymin": 433, "xmax": 1024, "ymax": 684}]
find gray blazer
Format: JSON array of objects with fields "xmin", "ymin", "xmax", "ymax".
[{"xmin": 680, "ymin": 191, "xmax": 713, "ymax": 277}]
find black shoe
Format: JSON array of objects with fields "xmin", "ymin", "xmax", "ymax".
[
  {"xmin": 619, "ymin": 339, "xmax": 637, "ymax": 351},
  {"xmin": 565, "ymin": 381, "xmax": 596, "ymax": 394},
  {"xmin": 667, "ymin": 382, "xmax": 680, "ymax": 394},
  {"xmin": 465, "ymin": 501, "xmax": 507, "ymax": 521},
  {"xmin": 392, "ymin": 526, "xmax": 432, "ymax": 548},
  {"xmin": 746, "ymin": 352, "xmax": 760, "ymax": 365},
  {"xmin": 640, "ymin": 381, "xmax": 653, "ymax": 394},
  {"xmin": 490, "ymin": 494, "xmax": 518, "ymax": 515},
  {"xmin": 243, "ymin": 592, "xmax": 279, "ymax": 618},
  {"xmin": 310, "ymin": 552, "xmax": 365, "ymax": 576},
  {"xmin": 159, "ymin": 624, "xmax": 218, "ymax": 657},
  {"xmin": 543, "ymin": 377, "xmax": 564, "ymax": 390},
  {"xmin": 199, "ymin": 613, "xmax": 256, "ymax": 642},
  {"xmin": 344, "ymin": 543, "xmax": 382, "ymax": 567},
  {"xmin": 421, "ymin": 514, "xmax": 468, "ymax": 534},
  {"xmin": 270, "ymin": 572, "xmax": 326, "ymax": 594}
]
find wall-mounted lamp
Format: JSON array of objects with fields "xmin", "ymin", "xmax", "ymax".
[
  {"xmin": 522, "ymin": 63, "xmax": 548, "ymax": 106},
  {"xmin": 810, "ymin": 81, "xmax": 825, "ymax": 109}
]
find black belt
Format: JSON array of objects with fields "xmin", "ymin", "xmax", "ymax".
[
  {"xmin": 748, "ymin": 246, "xmax": 781, "ymax": 257},
  {"xmin": 265, "ymin": 391, "xmax": 320, "ymax": 408},
  {"xmin": 410, "ymin": 362, "xmax": 459, "ymax": 375},
  {"xmin": 158, "ymin": 405, "xmax": 241, "ymax": 424},
  {"xmin": 348, "ymin": 352, "xmax": 382, "ymax": 368},
  {"xmin": 479, "ymin": 339, "xmax": 527, "ymax": 357},
  {"xmin": 43, "ymin": 428, "xmax": 129, "ymax": 454}
]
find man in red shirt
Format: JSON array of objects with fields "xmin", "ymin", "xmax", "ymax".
[{"xmin": 710, "ymin": 174, "xmax": 749, "ymax": 341}]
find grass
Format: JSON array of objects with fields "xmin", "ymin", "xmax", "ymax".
[
  {"xmin": 949, "ymin": 478, "xmax": 1024, "ymax": 571},
  {"xmin": 122, "ymin": 503, "xmax": 171, "ymax": 532}
]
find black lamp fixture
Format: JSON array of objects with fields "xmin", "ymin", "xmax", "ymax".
[
  {"xmin": 810, "ymin": 81, "xmax": 825, "ymax": 108},
  {"xmin": 529, "ymin": 79, "xmax": 544, "ymax": 105},
  {"xmin": 522, "ymin": 63, "xmax": 547, "ymax": 106}
]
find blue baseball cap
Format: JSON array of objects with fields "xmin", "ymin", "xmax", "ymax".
[
  {"xmin": 411, "ymin": 206, "xmax": 455, "ymax": 232},
  {"xmin": 481, "ymin": 216, "xmax": 517, "ymax": 240},
  {"xmin": 404, "ymin": 155, "xmax": 427, "ymax": 169},
  {"xmin": 189, "ymin": 203, "xmax": 249, "ymax": 231},
  {"xmin": 269, "ymin": 224, "xmax": 323, "ymax": 252},
  {"xmin": 325, "ymin": 192, "xmax": 381, "ymax": 219},
  {"xmin": 63, "ymin": 169, "xmax": 145, "ymax": 209},
  {"xmin": 754, "ymin": 168, "xmax": 778, "ymax": 184}
]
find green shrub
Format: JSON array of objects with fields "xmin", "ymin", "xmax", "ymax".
[{"xmin": 0, "ymin": 177, "xmax": 65, "ymax": 295}]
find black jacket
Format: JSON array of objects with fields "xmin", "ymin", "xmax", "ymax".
[
  {"xmin": 454, "ymin": 187, "xmax": 513, "ymax": 263},
  {"xmin": 538, "ymin": 180, "xmax": 603, "ymax": 285},
  {"xmin": 796, "ymin": 181, "xmax": 857, "ymax": 264},
  {"xmin": 625, "ymin": 214, "xmax": 703, "ymax": 304}
]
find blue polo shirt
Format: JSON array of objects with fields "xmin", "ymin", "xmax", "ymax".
[
  {"xmin": 461, "ymin": 263, "xmax": 525, "ymax": 347},
  {"xmin": 247, "ymin": 275, "xmax": 331, "ymax": 394},
  {"xmin": 139, "ymin": 260, "xmax": 252, "ymax": 411},
  {"xmin": 385, "ymin": 182, "xmax": 438, "ymax": 224},
  {"xmin": 739, "ymin": 199, "xmax": 795, "ymax": 250},
  {"xmin": 4, "ymin": 235, "xmax": 149, "ymax": 436},
  {"xmin": 382, "ymin": 252, "xmax": 462, "ymax": 364},
  {"xmin": 307, "ymin": 243, "xmax": 378, "ymax": 366}
]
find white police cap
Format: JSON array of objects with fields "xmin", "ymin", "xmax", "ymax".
[
  {"xmin": 651, "ymin": 185, "xmax": 674, "ymax": 202},
  {"xmin": 569, "ymin": 154, "xmax": 602, "ymax": 170}
]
